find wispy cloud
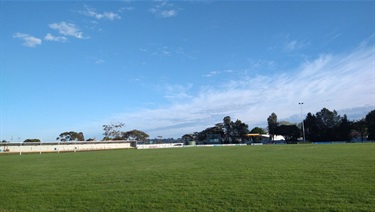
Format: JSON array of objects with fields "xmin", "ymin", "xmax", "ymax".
[
  {"xmin": 13, "ymin": 33, "xmax": 42, "ymax": 47},
  {"xmin": 79, "ymin": 6, "xmax": 121, "ymax": 20},
  {"xmin": 150, "ymin": 1, "xmax": 178, "ymax": 18},
  {"xmin": 49, "ymin": 22, "xmax": 84, "ymax": 39},
  {"xmin": 162, "ymin": 83, "xmax": 194, "ymax": 102},
  {"xmin": 14, "ymin": 23, "xmax": 83, "ymax": 47},
  {"xmin": 86, "ymin": 56, "xmax": 105, "ymax": 64},
  {"xmin": 204, "ymin": 69, "xmax": 233, "ymax": 78},
  {"xmin": 95, "ymin": 59, "xmax": 105, "ymax": 64},
  {"xmin": 140, "ymin": 45, "xmax": 187, "ymax": 58},
  {"xmin": 274, "ymin": 33, "xmax": 310, "ymax": 53},
  {"xmin": 284, "ymin": 39, "xmax": 309, "ymax": 52},
  {"xmin": 141, "ymin": 45, "xmax": 173, "ymax": 57},
  {"xmin": 102, "ymin": 44, "xmax": 374, "ymax": 138},
  {"xmin": 119, "ymin": 7, "xmax": 135, "ymax": 12},
  {"xmin": 247, "ymin": 59, "xmax": 278, "ymax": 72},
  {"xmin": 44, "ymin": 33, "xmax": 67, "ymax": 42},
  {"xmin": 285, "ymin": 40, "xmax": 298, "ymax": 51},
  {"xmin": 152, "ymin": 46, "xmax": 171, "ymax": 56},
  {"xmin": 204, "ymin": 71, "xmax": 220, "ymax": 78},
  {"xmin": 160, "ymin": 10, "xmax": 177, "ymax": 18}
]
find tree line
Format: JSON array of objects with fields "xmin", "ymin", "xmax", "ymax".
[
  {"xmin": 0, "ymin": 123, "xmax": 149, "ymax": 143},
  {"xmin": 4, "ymin": 108, "xmax": 374, "ymax": 143},
  {"xmin": 303, "ymin": 108, "xmax": 375, "ymax": 142},
  {"xmin": 267, "ymin": 108, "xmax": 375, "ymax": 142},
  {"xmin": 54, "ymin": 123, "xmax": 149, "ymax": 142},
  {"xmin": 183, "ymin": 108, "xmax": 375, "ymax": 144},
  {"xmin": 182, "ymin": 116, "xmax": 250, "ymax": 144}
]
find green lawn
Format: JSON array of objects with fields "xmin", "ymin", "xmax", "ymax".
[{"xmin": 0, "ymin": 143, "xmax": 374, "ymax": 211}]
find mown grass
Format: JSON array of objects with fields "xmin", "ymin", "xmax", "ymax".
[{"xmin": 0, "ymin": 143, "xmax": 374, "ymax": 211}]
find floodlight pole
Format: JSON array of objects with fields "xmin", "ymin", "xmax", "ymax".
[{"xmin": 299, "ymin": 102, "xmax": 306, "ymax": 142}]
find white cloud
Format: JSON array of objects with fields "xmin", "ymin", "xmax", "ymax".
[
  {"xmin": 284, "ymin": 39, "xmax": 309, "ymax": 52},
  {"xmin": 285, "ymin": 40, "xmax": 298, "ymax": 51},
  {"xmin": 160, "ymin": 10, "xmax": 177, "ymax": 18},
  {"xmin": 204, "ymin": 71, "xmax": 220, "ymax": 77},
  {"xmin": 49, "ymin": 22, "xmax": 84, "ymax": 39},
  {"xmin": 150, "ymin": 1, "xmax": 178, "ymax": 18},
  {"xmin": 44, "ymin": 33, "xmax": 67, "ymax": 42},
  {"xmin": 274, "ymin": 33, "xmax": 310, "ymax": 53},
  {"xmin": 86, "ymin": 56, "xmax": 105, "ymax": 64},
  {"xmin": 80, "ymin": 6, "xmax": 121, "ymax": 20},
  {"xmin": 162, "ymin": 83, "xmax": 194, "ymax": 102},
  {"xmin": 13, "ymin": 32, "xmax": 42, "ymax": 47},
  {"xmin": 119, "ymin": 7, "xmax": 135, "ymax": 12},
  {"xmin": 151, "ymin": 46, "xmax": 172, "ymax": 56},
  {"xmin": 102, "ymin": 44, "xmax": 374, "ymax": 138},
  {"xmin": 204, "ymin": 69, "xmax": 233, "ymax": 78}
]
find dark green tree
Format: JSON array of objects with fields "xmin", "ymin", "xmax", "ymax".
[
  {"xmin": 305, "ymin": 108, "xmax": 353, "ymax": 142},
  {"xmin": 267, "ymin": 113, "xmax": 278, "ymax": 141},
  {"xmin": 352, "ymin": 118, "xmax": 367, "ymax": 141},
  {"xmin": 24, "ymin": 139, "xmax": 41, "ymax": 143},
  {"xmin": 223, "ymin": 116, "xmax": 234, "ymax": 143},
  {"xmin": 315, "ymin": 108, "xmax": 341, "ymax": 141},
  {"xmin": 233, "ymin": 119, "xmax": 250, "ymax": 143},
  {"xmin": 275, "ymin": 125, "xmax": 300, "ymax": 141},
  {"xmin": 57, "ymin": 131, "xmax": 84, "ymax": 141},
  {"xmin": 365, "ymin": 110, "xmax": 375, "ymax": 140},
  {"xmin": 249, "ymin": 127, "xmax": 266, "ymax": 143},
  {"xmin": 102, "ymin": 122, "xmax": 125, "ymax": 140},
  {"xmin": 191, "ymin": 117, "xmax": 249, "ymax": 144},
  {"xmin": 182, "ymin": 134, "xmax": 195, "ymax": 142},
  {"xmin": 250, "ymin": 127, "xmax": 266, "ymax": 134},
  {"xmin": 304, "ymin": 112, "xmax": 320, "ymax": 141},
  {"xmin": 197, "ymin": 124, "xmax": 224, "ymax": 143},
  {"xmin": 122, "ymin": 130, "xmax": 149, "ymax": 141},
  {"xmin": 222, "ymin": 117, "xmax": 249, "ymax": 143},
  {"xmin": 336, "ymin": 115, "xmax": 352, "ymax": 141}
]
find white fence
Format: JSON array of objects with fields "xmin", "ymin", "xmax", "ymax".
[
  {"xmin": 136, "ymin": 143, "xmax": 184, "ymax": 149},
  {"xmin": 0, "ymin": 141, "xmax": 135, "ymax": 154},
  {"xmin": 193, "ymin": 144, "xmax": 247, "ymax": 147}
]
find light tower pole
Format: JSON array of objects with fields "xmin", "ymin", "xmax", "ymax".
[{"xmin": 299, "ymin": 102, "xmax": 306, "ymax": 142}]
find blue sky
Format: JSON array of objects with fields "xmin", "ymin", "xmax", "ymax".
[{"xmin": 1, "ymin": 1, "xmax": 374, "ymax": 141}]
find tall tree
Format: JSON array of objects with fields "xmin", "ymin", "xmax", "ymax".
[
  {"xmin": 223, "ymin": 116, "xmax": 234, "ymax": 143},
  {"xmin": 57, "ymin": 131, "xmax": 84, "ymax": 141},
  {"xmin": 197, "ymin": 124, "xmax": 224, "ymax": 143},
  {"xmin": 182, "ymin": 134, "xmax": 196, "ymax": 143},
  {"xmin": 249, "ymin": 127, "xmax": 265, "ymax": 143},
  {"xmin": 233, "ymin": 119, "xmax": 250, "ymax": 142},
  {"xmin": 191, "ymin": 118, "xmax": 251, "ymax": 144},
  {"xmin": 353, "ymin": 118, "xmax": 367, "ymax": 141},
  {"xmin": 316, "ymin": 108, "xmax": 341, "ymax": 141},
  {"xmin": 122, "ymin": 130, "xmax": 149, "ymax": 141},
  {"xmin": 336, "ymin": 115, "xmax": 352, "ymax": 141},
  {"xmin": 304, "ymin": 112, "xmax": 320, "ymax": 142},
  {"xmin": 250, "ymin": 127, "xmax": 266, "ymax": 134},
  {"xmin": 102, "ymin": 122, "xmax": 125, "ymax": 140},
  {"xmin": 305, "ymin": 108, "xmax": 353, "ymax": 142},
  {"xmin": 267, "ymin": 113, "xmax": 278, "ymax": 141},
  {"xmin": 365, "ymin": 110, "xmax": 375, "ymax": 140},
  {"xmin": 275, "ymin": 125, "xmax": 300, "ymax": 141}
]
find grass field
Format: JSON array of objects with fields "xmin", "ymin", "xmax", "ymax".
[{"xmin": 0, "ymin": 143, "xmax": 374, "ymax": 211}]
